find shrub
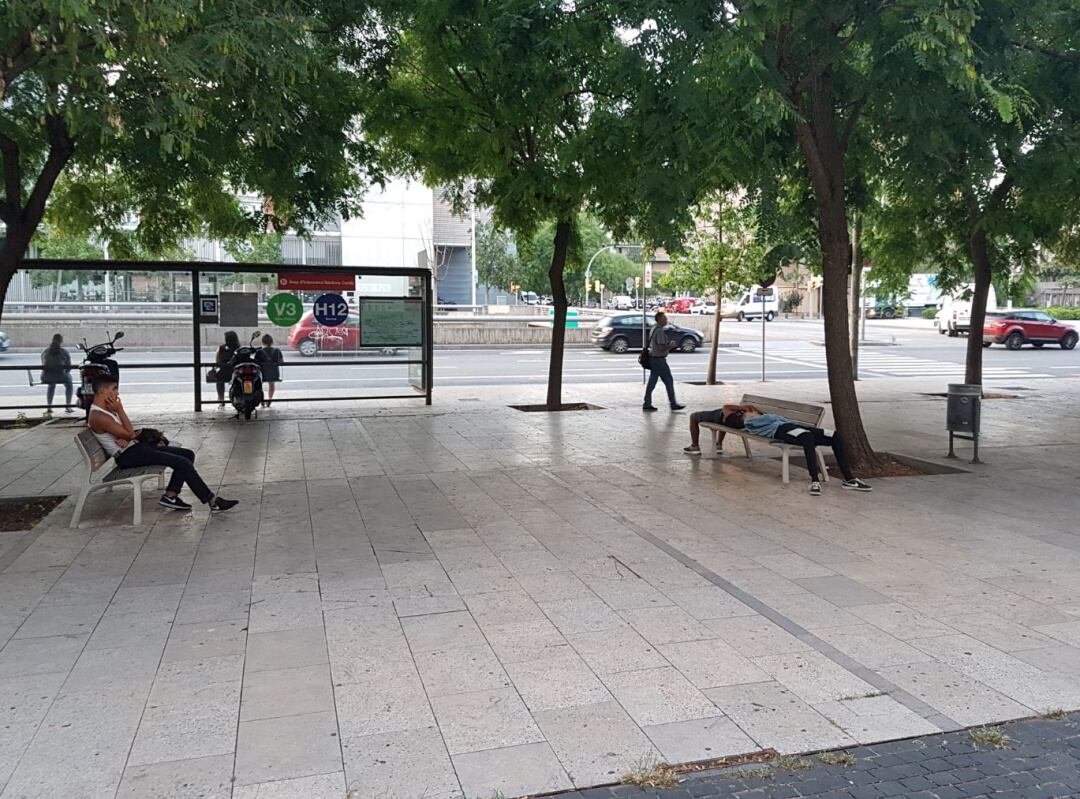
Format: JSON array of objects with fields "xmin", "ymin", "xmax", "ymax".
[
  {"xmin": 1043, "ymin": 306, "xmax": 1080, "ymax": 320},
  {"xmin": 780, "ymin": 291, "xmax": 803, "ymax": 313},
  {"xmin": 922, "ymin": 307, "xmax": 937, "ymax": 319}
]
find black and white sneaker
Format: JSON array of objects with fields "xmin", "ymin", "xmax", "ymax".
[
  {"xmin": 842, "ymin": 479, "xmax": 872, "ymax": 492},
  {"xmin": 683, "ymin": 445, "xmax": 701, "ymax": 455},
  {"xmin": 159, "ymin": 495, "xmax": 192, "ymax": 511},
  {"xmin": 809, "ymin": 481, "xmax": 822, "ymax": 497},
  {"xmin": 210, "ymin": 497, "xmax": 239, "ymax": 513}
]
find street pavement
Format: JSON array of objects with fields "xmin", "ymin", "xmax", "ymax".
[
  {"xmin": 555, "ymin": 713, "xmax": 1080, "ymax": 799},
  {"xmin": 0, "ymin": 374, "xmax": 1079, "ymax": 798},
  {"xmin": 1, "ymin": 320, "xmax": 1077, "ymax": 410}
]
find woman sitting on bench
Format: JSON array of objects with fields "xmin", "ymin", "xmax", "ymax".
[
  {"xmin": 685, "ymin": 403, "xmax": 872, "ymax": 496},
  {"xmin": 87, "ymin": 376, "xmax": 238, "ymax": 513}
]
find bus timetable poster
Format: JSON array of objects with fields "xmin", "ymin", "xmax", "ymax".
[{"xmin": 359, "ymin": 298, "xmax": 424, "ymax": 347}]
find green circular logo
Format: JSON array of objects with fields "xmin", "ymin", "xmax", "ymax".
[{"xmin": 266, "ymin": 292, "xmax": 303, "ymax": 326}]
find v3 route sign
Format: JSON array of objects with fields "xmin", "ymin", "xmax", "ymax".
[
  {"xmin": 313, "ymin": 293, "xmax": 349, "ymax": 327},
  {"xmin": 266, "ymin": 292, "xmax": 303, "ymax": 327}
]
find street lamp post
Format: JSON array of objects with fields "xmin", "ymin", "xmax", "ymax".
[{"xmin": 585, "ymin": 245, "xmax": 615, "ymax": 308}]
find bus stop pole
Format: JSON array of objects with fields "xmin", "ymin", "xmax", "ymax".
[{"xmin": 192, "ymin": 268, "xmax": 202, "ymax": 412}]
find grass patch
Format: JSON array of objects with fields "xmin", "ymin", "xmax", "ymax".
[
  {"xmin": 774, "ymin": 755, "xmax": 813, "ymax": 771},
  {"xmin": 737, "ymin": 766, "xmax": 775, "ymax": 781},
  {"xmin": 1041, "ymin": 708, "xmax": 1068, "ymax": 720},
  {"xmin": 817, "ymin": 751, "xmax": 857, "ymax": 767},
  {"xmin": 969, "ymin": 726, "xmax": 1011, "ymax": 750},
  {"xmin": 619, "ymin": 755, "xmax": 678, "ymax": 789}
]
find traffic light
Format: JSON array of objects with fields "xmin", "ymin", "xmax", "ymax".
[
  {"xmin": 634, "ymin": 276, "xmax": 642, "ymax": 288},
  {"xmin": 585, "ymin": 279, "xmax": 592, "ymax": 292}
]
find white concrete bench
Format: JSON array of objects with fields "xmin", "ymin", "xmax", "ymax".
[
  {"xmin": 699, "ymin": 393, "xmax": 830, "ymax": 484},
  {"xmin": 70, "ymin": 429, "xmax": 166, "ymax": 528}
]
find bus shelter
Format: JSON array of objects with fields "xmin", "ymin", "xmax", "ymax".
[{"xmin": 0, "ymin": 260, "xmax": 434, "ymax": 413}]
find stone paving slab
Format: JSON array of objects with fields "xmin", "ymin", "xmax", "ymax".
[
  {"xmin": 551, "ymin": 712, "xmax": 1080, "ymax": 799},
  {"xmin": 0, "ymin": 377, "xmax": 1079, "ymax": 798}
]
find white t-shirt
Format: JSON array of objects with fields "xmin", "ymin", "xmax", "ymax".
[{"xmin": 89, "ymin": 405, "xmax": 133, "ymax": 457}]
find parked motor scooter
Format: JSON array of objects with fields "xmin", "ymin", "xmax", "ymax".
[
  {"xmin": 76, "ymin": 331, "xmax": 124, "ymax": 415},
  {"xmin": 229, "ymin": 331, "xmax": 264, "ymax": 420}
]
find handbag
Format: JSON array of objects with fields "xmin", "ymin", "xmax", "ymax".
[
  {"xmin": 205, "ymin": 367, "xmax": 219, "ymax": 383},
  {"xmin": 637, "ymin": 350, "xmax": 652, "ymax": 370},
  {"xmin": 136, "ymin": 428, "xmax": 170, "ymax": 448}
]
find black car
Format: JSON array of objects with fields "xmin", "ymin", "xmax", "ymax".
[{"xmin": 591, "ymin": 314, "xmax": 703, "ymax": 354}]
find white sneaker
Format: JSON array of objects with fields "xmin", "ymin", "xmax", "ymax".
[{"xmin": 810, "ymin": 481, "xmax": 822, "ymax": 496}]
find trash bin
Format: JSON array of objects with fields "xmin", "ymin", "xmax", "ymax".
[{"xmin": 946, "ymin": 383, "xmax": 982, "ymax": 463}]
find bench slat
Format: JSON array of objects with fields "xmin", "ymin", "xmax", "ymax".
[
  {"xmin": 740, "ymin": 394, "xmax": 825, "ymax": 426},
  {"xmin": 75, "ymin": 428, "xmax": 111, "ymax": 470}
]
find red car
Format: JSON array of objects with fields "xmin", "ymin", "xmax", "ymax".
[
  {"xmin": 983, "ymin": 310, "xmax": 1078, "ymax": 350},
  {"xmin": 288, "ymin": 311, "xmax": 360, "ymax": 356},
  {"xmin": 664, "ymin": 297, "xmax": 698, "ymax": 314}
]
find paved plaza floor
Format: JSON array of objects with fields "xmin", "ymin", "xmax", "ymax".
[{"xmin": 1, "ymin": 376, "xmax": 1079, "ymax": 798}]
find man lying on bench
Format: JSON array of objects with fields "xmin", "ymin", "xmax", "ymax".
[{"xmin": 684, "ymin": 404, "xmax": 872, "ymax": 495}]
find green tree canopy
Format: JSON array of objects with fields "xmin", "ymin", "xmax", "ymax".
[{"xmin": 0, "ymin": 0, "xmax": 380, "ymax": 315}]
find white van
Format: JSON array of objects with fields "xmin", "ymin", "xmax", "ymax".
[
  {"xmin": 722, "ymin": 290, "xmax": 780, "ymax": 321},
  {"xmin": 612, "ymin": 295, "xmax": 634, "ymax": 310},
  {"xmin": 937, "ymin": 284, "xmax": 998, "ymax": 336}
]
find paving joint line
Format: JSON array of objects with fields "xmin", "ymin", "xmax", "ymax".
[{"xmin": 629, "ymin": 525, "xmax": 961, "ymax": 732}]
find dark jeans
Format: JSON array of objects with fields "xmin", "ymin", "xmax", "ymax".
[
  {"xmin": 46, "ymin": 376, "xmax": 73, "ymax": 408},
  {"xmin": 116, "ymin": 444, "xmax": 214, "ymax": 503},
  {"xmin": 644, "ymin": 357, "xmax": 677, "ymax": 407},
  {"xmin": 774, "ymin": 423, "xmax": 855, "ymax": 482},
  {"xmin": 216, "ymin": 380, "xmax": 228, "ymax": 403}
]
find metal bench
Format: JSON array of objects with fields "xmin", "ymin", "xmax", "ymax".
[
  {"xmin": 698, "ymin": 393, "xmax": 830, "ymax": 484},
  {"xmin": 70, "ymin": 429, "xmax": 166, "ymax": 528}
]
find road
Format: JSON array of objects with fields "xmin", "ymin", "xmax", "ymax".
[{"xmin": 1, "ymin": 319, "xmax": 1077, "ymax": 406}]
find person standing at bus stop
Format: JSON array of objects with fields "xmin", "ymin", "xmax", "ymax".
[
  {"xmin": 255, "ymin": 334, "xmax": 284, "ymax": 407},
  {"xmin": 643, "ymin": 311, "xmax": 685, "ymax": 412},
  {"xmin": 40, "ymin": 333, "xmax": 74, "ymax": 416}
]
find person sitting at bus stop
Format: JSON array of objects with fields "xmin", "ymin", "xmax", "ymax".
[
  {"xmin": 255, "ymin": 334, "xmax": 284, "ymax": 408},
  {"xmin": 686, "ymin": 403, "xmax": 872, "ymax": 496},
  {"xmin": 87, "ymin": 376, "xmax": 238, "ymax": 512},
  {"xmin": 215, "ymin": 330, "xmax": 240, "ymax": 408}
]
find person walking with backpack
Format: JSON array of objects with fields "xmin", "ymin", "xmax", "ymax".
[
  {"xmin": 643, "ymin": 312, "xmax": 685, "ymax": 412},
  {"xmin": 40, "ymin": 333, "xmax": 73, "ymax": 416}
]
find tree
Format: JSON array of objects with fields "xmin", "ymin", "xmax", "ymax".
[
  {"xmin": 361, "ymin": 0, "xmax": 624, "ymax": 409},
  {"xmin": 611, "ymin": 1, "xmax": 983, "ymax": 470},
  {"xmin": 1, "ymin": 0, "xmax": 378, "ymax": 319},
  {"xmin": 869, "ymin": 0, "xmax": 1080, "ymax": 385},
  {"xmin": 476, "ymin": 219, "xmax": 518, "ymax": 294}
]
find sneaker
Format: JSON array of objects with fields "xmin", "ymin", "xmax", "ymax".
[
  {"xmin": 210, "ymin": 497, "xmax": 239, "ymax": 513},
  {"xmin": 159, "ymin": 495, "xmax": 192, "ymax": 511},
  {"xmin": 683, "ymin": 445, "xmax": 701, "ymax": 455},
  {"xmin": 642, "ymin": 405, "xmax": 658, "ymax": 412},
  {"xmin": 671, "ymin": 404, "xmax": 686, "ymax": 411},
  {"xmin": 842, "ymin": 478, "xmax": 872, "ymax": 492},
  {"xmin": 64, "ymin": 407, "xmax": 74, "ymax": 414},
  {"xmin": 809, "ymin": 481, "xmax": 822, "ymax": 496},
  {"xmin": 43, "ymin": 409, "xmax": 53, "ymax": 418}
]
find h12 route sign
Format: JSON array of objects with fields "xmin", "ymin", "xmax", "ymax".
[
  {"xmin": 313, "ymin": 293, "xmax": 349, "ymax": 327},
  {"xmin": 266, "ymin": 292, "xmax": 303, "ymax": 327}
]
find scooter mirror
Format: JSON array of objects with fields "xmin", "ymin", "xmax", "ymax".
[{"xmin": 115, "ymin": 331, "xmax": 125, "ymax": 340}]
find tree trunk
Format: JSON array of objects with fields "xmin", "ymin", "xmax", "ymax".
[
  {"xmin": 706, "ymin": 294, "xmax": 723, "ymax": 384},
  {"xmin": 794, "ymin": 71, "xmax": 879, "ymax": 470},
  {"xmin": 850, "ymin": 213, "xmax": 862, "ymax": 381},
  {"xmin": 546, "ymin": 219, "xmax": 573, "ymax": 410},
  {"xmin": 965, "ymin": 227, "xmax": 993, "ymax": 387}
]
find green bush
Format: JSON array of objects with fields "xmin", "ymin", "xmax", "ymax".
[
  {"xmin": 780, "ymin": 291, "xmax": 803, "ymax": 313},
  {"xmin": 1043, "ymin": 306, "xmax": 1080, "ymax": 320},
  {"xmin": 921, "ymin": 307, "xmax": 937, "ymax": 319}
]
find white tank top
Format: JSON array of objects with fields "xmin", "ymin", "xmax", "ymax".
[{"xmin": 89, "ymin": 405, "xmax": 133, "ymax": 457}]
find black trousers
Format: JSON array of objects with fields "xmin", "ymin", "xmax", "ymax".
[
  {"xmin": 774, "ymin": 423, "xmax": 855, "ymax": 482},
  {"xmin": 116, "ymin": 444, "xmax": 214, "ymax": 503}
]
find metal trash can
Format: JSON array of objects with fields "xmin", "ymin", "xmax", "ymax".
[{"xmin": 946, "ymin": 383, "xmax": 982, "ymax": 463}]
